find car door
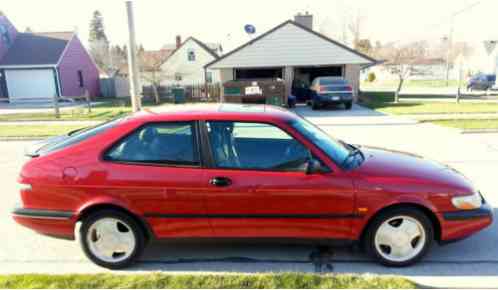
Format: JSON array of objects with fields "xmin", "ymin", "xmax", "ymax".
[
  {"xmin": 201, "ymin": 120, "xmax": 355, "ymax": 239},
  {"xmin": 101, "ymin": 121, "xmax": 212, "ymax": 238}
]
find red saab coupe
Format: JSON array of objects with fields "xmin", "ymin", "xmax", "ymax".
[{"xmin": 13, "ymin": 104, "xmax": 492, "ymax": 269}]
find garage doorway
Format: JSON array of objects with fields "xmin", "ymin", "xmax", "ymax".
[
  {"xmin": 292, "ymin": 65, "xmax": 343, "ymax": 102},
  {"xmin": 234, "ymin": 67, "xmax": 283, "ymax": 80}
]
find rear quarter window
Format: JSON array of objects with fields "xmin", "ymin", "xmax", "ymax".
[{"xmin": 37, "ymin": 118, "xmax": 123, "ymax": 156}]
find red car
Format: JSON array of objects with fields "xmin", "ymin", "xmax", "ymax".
[{"xmin": 13, "ymin": 104, "xmax": 493, "ymax": 269}]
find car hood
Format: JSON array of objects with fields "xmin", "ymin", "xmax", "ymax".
[{"xmin": 353, "ymin": 146, "xmax": 475, "ymax": 194}]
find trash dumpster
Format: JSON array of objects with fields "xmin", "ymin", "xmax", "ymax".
[
  {"xmin": 223, "ymin": 79, "xmax": 287, "ymax": 107},
  {"xmin": 172, "ymin": 87, "xmax": 186, "ymax": 104}
]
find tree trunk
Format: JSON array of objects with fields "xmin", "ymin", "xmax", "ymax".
[
  {"xmin": 152, "ymin": 84, "xmax": 160, "ymax": 104},
  {"xmin": 395, "ymin": 77, "xmax": 404, "ymax": 103}
]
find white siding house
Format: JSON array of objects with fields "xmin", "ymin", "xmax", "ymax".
[
  {"xmin": 206, "ymin": 19, "xmax": 377, "ymax": 101},
  {"xmin": 160, "ymin": 37, "xmax": 221, "ymax": 86}
]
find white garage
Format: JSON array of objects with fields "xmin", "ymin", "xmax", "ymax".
[
  {"xmin": 4, "ymin": 68, "xmax": 58, "ymax": 102},
  {"xmin": 206, "ymin": 14, "xmax": 377, "ymax": 103}
]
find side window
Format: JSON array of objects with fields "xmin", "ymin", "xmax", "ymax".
[
  {"xmin": 77, "ymin": 70, "xmax": 84, "ymax": 87},
  {"xmin": 206, "ymin": 121, "xmax": 311, "ymax": 171},
  {"xmin": 104, "ymin": 122, "xmax": 199, "ymax": 166}
]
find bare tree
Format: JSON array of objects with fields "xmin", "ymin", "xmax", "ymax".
[
  {"xmin": 139, "ymin": 50, "xmax": 169, "ymax": 104},
  {"xmin": 347, "ymin": 9, "xmax": 365, "ymax": 49},
  {"xmin": 386, "ymin": 42, "xmax": 427, "ymax": 103}
]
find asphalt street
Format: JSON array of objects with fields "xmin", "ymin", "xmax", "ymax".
[{"xmin": 0, "ymin": 104, "xmax": 497, "ymax": 288}]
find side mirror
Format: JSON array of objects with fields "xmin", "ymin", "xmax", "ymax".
[{"xmin": 305, "ymin": 158, "xmax": 324, "ymax": 175}]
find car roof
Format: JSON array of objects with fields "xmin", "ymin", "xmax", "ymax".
[{"xmin": 126, "ymin": 103, "xmax": 298, "ymax": 124}]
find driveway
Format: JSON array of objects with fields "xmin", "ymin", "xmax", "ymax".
[{"xmin": 1, "ymin": 104, "xmax": 497, "ymax": 288}]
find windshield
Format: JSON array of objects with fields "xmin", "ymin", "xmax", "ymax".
[
  {"xmin": 289, "ymin": 117, "xmax": 351, "ymax": 166},
  {"xmin": 35, "ymin": 117, "xmax": 125, "ymax": 156}
]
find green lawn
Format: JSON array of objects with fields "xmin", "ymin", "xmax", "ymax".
[
  {"xmin": 361, "ymin": 92, "xmax": 498, "ymax": 115},
  {"xmin": 429, "ymin": 119, "xmax": 498, "ymax": 130},
  {"xmin": 0, "ymin": 273, "xmax": 416, "ymax": 289},
  {"xmin": 361, "ymin": 79, "xmax": 460, "ymax": 90},
  {"xmin": 0, "ymin": 124, "xmax": 85, "ymax": 137}
]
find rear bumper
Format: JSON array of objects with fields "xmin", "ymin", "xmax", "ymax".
[
  {"xmin": 315, "ymin": 94, "xmax": 352, "ymax": 104},
  {"xmin": 438, "ymin": 203, "xmax": 493, "ymax": 243},
  {"xmin": 12, "ymin": 207, "xmax": 76, "ymax": 240}
]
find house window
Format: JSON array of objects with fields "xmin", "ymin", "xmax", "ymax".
[
  {"xmin": 175, "ymin": 73, "xmax": 182, "ymax": 81},
  {"xmin": 206, "ymin": 71, "xmax": 213, "ymax": 83},
  {"xmin": 77, "ymin": 70, "xmax": 84, "ymax": 87},
  {"xmin": 187, "ymin": 49, "xmax": 195, "ymax": 61}
]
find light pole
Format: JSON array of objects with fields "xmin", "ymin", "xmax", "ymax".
[
  {"xmin": 444, "ymin": 1, "xmax": 481, "ymax": 86},
  {"xmin": 126, "ymin": 0, "xmax": 142, "ymax": 112}
]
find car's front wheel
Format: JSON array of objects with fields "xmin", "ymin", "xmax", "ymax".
[
  {"xmin": 79, "ymin": 209, "xmax": 145, "ymax": 269},
  {"xmin": 364, "ymin": 207, "xmax": 433, "ymax": 267}
]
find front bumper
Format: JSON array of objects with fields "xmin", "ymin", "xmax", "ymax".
[
  {"xmin": 12, "ymin": 207, "xmax": 76, "ymax": 240},
  {"xmin": 439, "ymin": 203, "xmax": 493, "ymax": 243}
]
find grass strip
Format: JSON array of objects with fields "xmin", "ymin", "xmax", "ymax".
[
  {"xmin": 0, "ymin": 273, "xmax": 416, "ymax": 289},
  {"xmin": 360, "ymin": 92, "xmax": 498, "ymax": 115},
  {"xmin": 429, "ymin": 119, "xmax": 498, "ymax": 130}
]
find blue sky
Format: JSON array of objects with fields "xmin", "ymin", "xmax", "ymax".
[{"xmin": 1, "ymin": 0, "xmax": 496, "ymax": 50}]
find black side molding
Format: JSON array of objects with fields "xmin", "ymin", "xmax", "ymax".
[
  {"xmin": 12, "ymin": 208, "xmax": 74, "ymax": 219},
  {"xmin": 144, "ymin": 213, "xmax": 363, "ymax": 219},
  {"xmin": 443, "ymin": 205, "xmax": 493, "ymax": 221}
]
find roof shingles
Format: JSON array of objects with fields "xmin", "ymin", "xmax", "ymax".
[{"xmin": 0, "ymin": 31, "xmax": 73, "ymax": 66}]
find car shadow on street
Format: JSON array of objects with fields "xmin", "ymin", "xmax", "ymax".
[{"xmin": 126, "ymin": 208, "xmax": 497, "ymax": 277}]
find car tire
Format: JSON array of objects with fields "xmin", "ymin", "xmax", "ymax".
[
  {"xmin": 363, "ymin": 207, "xmax": 433, "ymax": 267},
  {"xmin": 311, "ymin": 101, "xmax": 320, "ymax": 110},
  {"xmin": 79, "ymin": 209, "xmax": 145, "ymax": 269},
  {"xmin": 344, "ymin": 101, "xmax": 353, "ymax": 110}
]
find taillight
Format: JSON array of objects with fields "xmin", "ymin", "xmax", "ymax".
[
  {"xmin": 346, "ymin": 85, "xmax": 353, "ymax": 91},
  {"xmin": 319, "ymin": 86, "xmax": 327, "ymax": 92}
]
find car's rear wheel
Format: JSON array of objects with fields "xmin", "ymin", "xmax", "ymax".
[
  {"xmin": 344, "ymin": 101, "xmax": 352, "ymax": 110},
  {"xmin": 364, "ymin": 207, "xmax": 433, "ymax": 267},
  {"xmin": 311, "ymin": 101, "xmax": 320, "ymax": 110},
  {"xmin": 79, "ymin": 209, "xmax": 145, "ymax": 269}
]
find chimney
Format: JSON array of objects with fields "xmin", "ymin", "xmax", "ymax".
[
  {"xmin": 294, "ymin": 11, "xmax": 313, "ymax": 30},
  {"xmin": 176, "ymin": 35, "xmax": 182, "ymax": 48}
]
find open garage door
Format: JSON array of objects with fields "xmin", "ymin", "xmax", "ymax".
[
  {"xmin": 292, "ymin": 65, "xmax": 343, "ymax": 102},
  {"xmin": 5, "ymin": 69, "xmax": 58, "ymax": 102}
]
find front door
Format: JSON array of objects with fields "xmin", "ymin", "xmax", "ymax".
[{"xmin": 202, "ymin": 121, "xmax": 355, "ymax": 239}]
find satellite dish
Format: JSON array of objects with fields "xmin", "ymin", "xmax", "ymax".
[{"xmin": 244, "ymin": 24, "xmax": 256, "ymax": 35}]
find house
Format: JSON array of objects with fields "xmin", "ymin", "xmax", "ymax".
[
  {"xmin": 0, "ymin": 14, "xmax": 99, "ymax": 103},
  {"xmin": 160, "ymin": 36, "xmax": 222, "ymax": 86},
  {"xmin": 205, "ymin": 13, "xmax": 377, "ymax": 102}
]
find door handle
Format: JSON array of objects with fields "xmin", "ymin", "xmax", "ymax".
[{"xmin": 209, "ymin": 177, "xmax": 232, "ymax": 187}]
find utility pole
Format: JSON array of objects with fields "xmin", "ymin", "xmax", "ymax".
[
  {"xmin": 444, "ymin": 17, "xmax": 454, "ymax": 86},
  {"xmin": 125, "ymin": 0, "xmax": 141, "ymax": 112},
  {"xmin": 444, "ymin": 1, "xmax": 481, "ymax": 86}
]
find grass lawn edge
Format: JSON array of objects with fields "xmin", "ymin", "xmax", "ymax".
[{"xmin": 0, "ymin": 273, "xmax": 417, "ymax": 289}]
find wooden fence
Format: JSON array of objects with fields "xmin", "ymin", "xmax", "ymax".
[{"xmin": 142, "ymin": 83, "xmax": 222, "ymax": 103}]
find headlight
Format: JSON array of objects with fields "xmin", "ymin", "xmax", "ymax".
[{"xmin": 451, "ymin": 192, "xmax": 482, "ymax": 210}]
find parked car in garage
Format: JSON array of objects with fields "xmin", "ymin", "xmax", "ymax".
[
  {"xmin": 309, "ymin": 77, "xmax": 353, "ymax": 110},
  {"xmin": 13, "ymin": 104, "xmax": 493, "ymax": 269},
  {"xmin": 467, "ymin": 73, "xmax": 496, "ymax": 91}
]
